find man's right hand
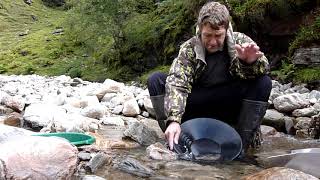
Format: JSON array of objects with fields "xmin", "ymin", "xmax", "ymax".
[{"xmin": 165, "ymin": 121, "xmax": 181, "ymax": 150}]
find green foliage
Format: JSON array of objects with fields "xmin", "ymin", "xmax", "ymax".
[
  {"xmin": 293, "ymin": 67, "xmax": 320, "ymax": 83},
  {"xmin": 139, "ymin": 65, "xmax": 171, "ymax": 85},
  {"xmin": 289, "ymin": 15, "xmax": 320, "ymax": 55},
  {"xmin": 270, "ymin": 58, "xmax": 296, "ymax": 82},
  {"xmin": 231, "ymin": 0, "xmax": 317, "ymax": 31}
]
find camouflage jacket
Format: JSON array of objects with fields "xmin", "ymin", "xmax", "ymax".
[{"xmin": 164, "ymin": 25, "xmax": 270, "ymax": 124}]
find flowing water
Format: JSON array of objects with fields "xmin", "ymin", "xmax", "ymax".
[{"xmin": 91, "ymin": 126, "xmax": 320, "ymax": 179}]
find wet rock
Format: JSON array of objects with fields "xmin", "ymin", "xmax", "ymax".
[
  {"xmin": 3, "ymin": 112, "xmax": 22, "ymax": 127},
  {"xmin": 292, "ymin": 107, "xmax": 318, "ymax": 117},
  {"xmin": 0, "ymin": 136, "xmax": 78, "ymax": 180},
  {"xmin": 78, "ymin": 152, "xmax": 91, "ymax": 161},
  {"xmin": 146, "ymin": 142, "xmax": 177, "ymax": 161},
  {"xmin": 101, "ymin": 116, "xmax": 125, "ymax": 126},
  {"xmin": 124, "ymin": 121, "xmax": 158, "ymax": 146},
  {"xmin": 81, "ymin": 175, "xmax": 106, "ymax": 180},
  {"xmin": 286, "ymin": 153, "xmax": 320, "ymax": 178},
  {"xmin": 122, "ymin": 99, "xmax": 140, "ymax": 117},
  {"xmin": 273, "ymin": 93, "xmax": 309, "ymax": 112},
  {"xmin": 242, "ymin": 167, "xmax": 318, "ymax": 179},
  {"xmin": 116, "ymin": 157, "xmax": 154, "ymax": 178},
  {"xmin": 140, "ymin": 118, "xmax": 164, "ymax": 139},
  {"xmin": 85, "ymin": 152, "xmax": 111, "ymax": 173}
]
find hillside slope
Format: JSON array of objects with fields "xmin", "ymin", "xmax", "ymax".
[{"xmin": 0, "ymin": 0, "xmax": 70, "ymax": 75}]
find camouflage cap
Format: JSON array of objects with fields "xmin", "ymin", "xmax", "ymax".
[{"xmin": 197, "ymin": 2, "xmax": 230, "ymax": 28}]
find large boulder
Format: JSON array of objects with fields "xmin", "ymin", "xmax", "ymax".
[{"xmin": 0, "ymin": 136, "xmax": 78, "ymax": 179}]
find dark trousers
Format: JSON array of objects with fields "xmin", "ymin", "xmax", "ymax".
[{"xmin": 147, "ymin": 72, "xmax": 272, "ymax": 125}]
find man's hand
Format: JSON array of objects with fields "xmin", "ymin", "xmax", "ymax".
[
  {"xmin": 165, "ymin": 121, "xmax": 181, "ymax": 150},
  {"xmin": 235, "ymin": 43, "xmax": 264, "ymax": 64}
]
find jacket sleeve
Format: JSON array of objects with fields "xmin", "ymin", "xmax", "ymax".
[
  {"xmin": 230, "ymin": 32, "xmax": 270, "ymax": 79},
  {"xmin": 164, "ymin": 43, "xmax": 196, "ymax": 124}
]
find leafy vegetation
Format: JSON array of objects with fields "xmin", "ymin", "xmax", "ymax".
[{"xmin": 289, "ymin": 15, "xmax": 320, "ymax": 55}]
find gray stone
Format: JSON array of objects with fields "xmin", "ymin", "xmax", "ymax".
[
  {"xmin": 262, "ymin": 109, "xmax": 285, "ymax": 132},
  {"xmin": 1, "ymin": 95, "xmax": 25, "ymax": 112},
  {"xmin": 309, "ymin": 90, "xmax": 320, "ymax": 100},
  {"xmin": 101, "ymin": 116, "xmax": 124, "ymax": 126},
  {"xmin": 81, "ymin": 105, "xmax": 105, "ymax": 119},
  {"xmin": 122, "ymin": 99, "xmax": 140, "ymax": 117},
  {"xmin": 292, "ymin": 47, "xmax": 320, "ymax": 66},
  {"xmin": 142, "ymin": 111, "xmax": 149, "ymax": 118},
  {"xmin": 112, "ymin": 105, "xmax": 123, "ymax": 115},
  {"xmin": 78, "ymin": 152, "xmax": 91, "ymax": 161},
  {"xmin": 102, "ymin": 79, "xmax": 124, "ymax": 93},
  {"xmin": 294, "ymin": 117, "xmax": 312, "ymax": 130},
  {"xmin": 146, "ymin": 142, "xmax": 177, "ymax": 161},
  {"xmin": 116, "ymin": 157, "xmax": 154, "ymax": 178},
  {"xmin": 284, "ymin": 116, "xmax": 295, "ymax": 134},
  {"xmin": 292, "ymin": 107, "xmax": 318, "ymax": 117},
  {"xmin": 85, "ymin": 153, "xmax": 111, "ymax": 173},
  {"xmin": 0, "ymin": 105, "xmax": 14, "ymax": 115},
  {"xmin": 101, "ymin": 93, "xmax": 117, "ymax": 103},
  {"xmin": 261, "ymin": 125, "xmax": 278, "ymax": 137},
  {"xmin": 273, "ymin": 93, "xmax": 309, "ymax": 112},
  {"xmin": 123, "ymin": 122, "xmax": 158, "ymax": 146}
]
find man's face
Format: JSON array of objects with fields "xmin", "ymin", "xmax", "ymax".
[{"xmin": 200, "ymin": 23, "xmax": 226, "ymax": 54}]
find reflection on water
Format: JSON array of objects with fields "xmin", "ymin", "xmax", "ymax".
[{"xmin": 92, "ymin": 127, "xmax": 320, "ymax": 179}]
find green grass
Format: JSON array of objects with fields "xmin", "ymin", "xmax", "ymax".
[
  {"xmin": 0, "ymin": 0, "xmax": 68, "ymax": 75},
  {"xmin": 293, "ymin": 67, "xmax": 320, "ymax": 83},
  {"xmin": 139, "ymin": 65, "xmax": 171, "ymax": 84},
  {"xmin": 0, "ymin": 0, "xmax": 117, "ymax": 82}
]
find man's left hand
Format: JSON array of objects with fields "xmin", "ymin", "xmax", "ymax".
[{"xmin": 235, "ymin": 43, "xmax": 264, "ymax": 64}]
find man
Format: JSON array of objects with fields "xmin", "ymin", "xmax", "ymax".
[{"xmin": 147, "ymin": 2, "xmax": 271, "ymax": 154}]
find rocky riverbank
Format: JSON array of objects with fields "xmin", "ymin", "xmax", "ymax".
[{"xmin": 0, "ymin": 74, "xmax": 319, "ymax": 179}]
